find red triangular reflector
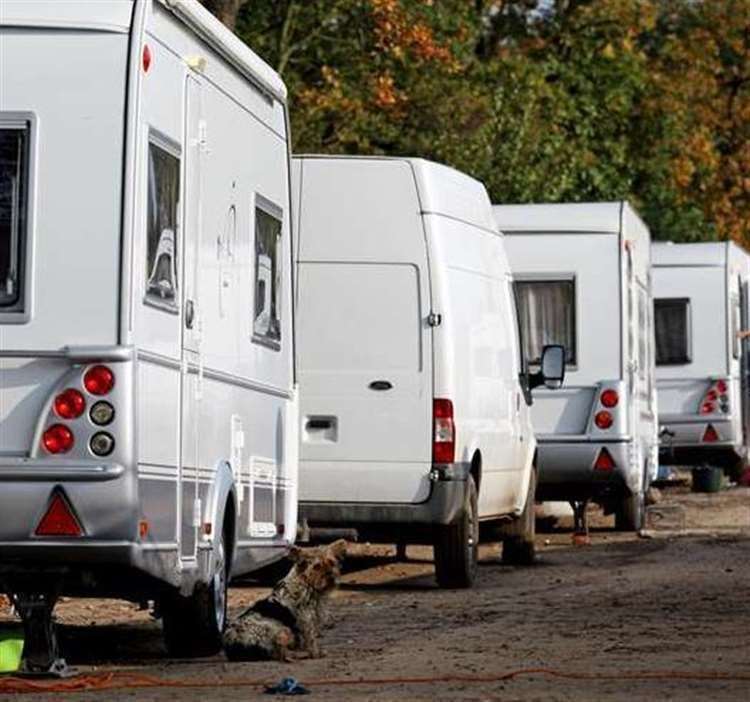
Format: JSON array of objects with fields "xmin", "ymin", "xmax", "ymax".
[
  {"xmin": 594, "ymin": 447, "xmax": 616, "ymax": 471},
  {"xmin": 702, "ymin": 424, "xmax": 719, "ymax": 443},
  {"xmin": 35, "ymin": 492, "xmax": 83, "ymax": 537}
]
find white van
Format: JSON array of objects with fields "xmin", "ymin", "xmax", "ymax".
[
  {"xmin": 293, "ymin": 156, "xmax": 565, "ymax": 588},
  {"xmin": 652, "ymin": 241, "xmax": 750, "ymax": 478},
  {"xmin": 496, "ymin": 202, "xmax": 659, "ymax": 532},
  {"xmin": 0, "ymin": 0, "xmax": 297, "ymax": 669}
]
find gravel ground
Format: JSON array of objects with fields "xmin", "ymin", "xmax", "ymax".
[{"xmin": 1, "ymin": 483, "xmax": 749, "ymax": 701}]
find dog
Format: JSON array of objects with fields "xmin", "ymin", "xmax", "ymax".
[{"xmin": 223, "ymin": 539, "xmax": 347, "ymax": 662}]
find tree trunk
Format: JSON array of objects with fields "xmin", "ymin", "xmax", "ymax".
[{"xmin": 201, "ymin": 0, "xmax": 244, "ymax": 31}]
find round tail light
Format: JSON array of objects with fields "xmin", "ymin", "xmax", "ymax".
[
  {"xmin": 700, "ymin": 401, "xmax": 716, "ymax": 415},
  {"xmin": 42, "ymin": 424, "xmax": 75, "ymax": 454},
  {"xmin": 84, "ymin": 365, "xmax": 115, "ymax": 396},
  {"xmin": 715, "ymin": 380, "xmax": 728, "ymax": 394},
  {"xmin": 54, "ymin": 389, "xmax": 86, "ymax": 419},
  {"xmin": 594, "ymin": 411, "xmax": 614, "ymax": 430},
  {"xmin": 90, "ymin": 432, "xmax": 115, "ymax": 457},
  {"xmin": 600, "ymin": 389, "xmax": 619, "ymax": 408}
]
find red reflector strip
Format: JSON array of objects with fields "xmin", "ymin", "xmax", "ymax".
[
  {"xmin": 594, "ymin": 447, "xmax": 616, "ymax": 471},
  {"xmin": 35, "ymin": 492, "xmax": 83, "ymax": 537},
  {"xmin": 702, "ymin": 424, "xmax": 719, "ymax": 443}
]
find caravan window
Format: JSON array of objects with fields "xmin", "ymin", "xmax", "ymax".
[
  {"xmin": 145, "ymin": 138, "xmax": 180, "ymax": 309},
  {"xmin": 0, "ymin": 122, "xmax": 29, "ymax": 312},
  {"xmin": 654, "ymin": 298, "xmax": 691, "ymax": 365},
  {"xmin": 252, "ymin": 198, "xmax": 282, "ymax": 349},
  {"xmin": 731, "ymin": 298, "xmax": 741, "ymax": 360},
  {"xmin": 514, "ymin": 279, "xmax": 576, "ymax": 365}
]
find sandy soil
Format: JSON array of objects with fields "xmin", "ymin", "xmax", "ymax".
[{"xmin": 1, "ymin": 483, "xmax": 749, "ymax": 701}]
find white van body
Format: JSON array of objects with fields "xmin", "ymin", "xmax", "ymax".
[
  {"xmin": 0, "ymin": 0, "xmax": 297, "ymax": 655},
  {"xmin": 496, "ymin": 202, "xmax": 659, "ymax": 529},
  {"xmin": 293, "ymin": 155, "xmax": 548, "ymax": 587},
  {"xmin": 652, "ymin": 241, "xmax": 750, "ymax": 476}
]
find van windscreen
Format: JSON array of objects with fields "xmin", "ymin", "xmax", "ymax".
[
  {"xmin": 654, "ymin": 298, "xmax": 691, "ymax": 365},
  {"xmin": 0, "ymin": 122, "xmax": 29, "ymax": 311}
]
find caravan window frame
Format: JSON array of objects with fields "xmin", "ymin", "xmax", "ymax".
[
  {"xmin": 654, "ymin": 297, "xmax": 692, "ymax": 366},
  {"xmin": 143, "ymin": 131, "xmax": 182, "ymax": 314},
  {"xmin": 251, "ymin": 193, "xmax": 283, "ymax": 351},
  {"xmin": 513, "ymin": 274, "xmax": 578, "ymax": 368},
  {"xmin": 0, "ymin": 113, "xmax": 35, "ymax": 323}
]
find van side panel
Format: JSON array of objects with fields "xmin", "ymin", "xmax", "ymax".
[{"xmin": 426, "ymin": 214, "xmax": 525, "ymax": 515}]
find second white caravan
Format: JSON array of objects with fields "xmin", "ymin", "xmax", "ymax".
[
  {"xmin": 293, "ymin": 156, "xmax": 565, "ymax": 588},
  {"xmin": 652, "ymin": 241, "xmax": 750, "ymax": 479},
  {"xmin": 496, "ymin": 202, "xmax": 659, "ymax": 532}
]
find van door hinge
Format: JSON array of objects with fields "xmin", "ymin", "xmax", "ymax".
[{"xmin": 427, "ymin": 312, "xmax": 442, "ymax": 327}]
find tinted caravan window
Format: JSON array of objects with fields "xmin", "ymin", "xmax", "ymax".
[
  {"xmin": 515, "ymin": 279, "xmax": 576, "ymax": 365},
  {"xmin": 145, "ymin": 138, "xmax": 180, "ymax": 309},
  {"xmin": 654, "ymin": 298, "xmax": 691, "ymax": 365},
  {"xmin": 253, "ymin": 198, "xmax": 283, "ymax": 349},
  {"xmin": 0, "ymin": 123, "xmax": 29, "ymax": 312}
]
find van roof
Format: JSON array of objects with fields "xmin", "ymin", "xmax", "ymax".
[
  {"xmin": 294, "ymin": 155, "xmax": 497, "ymax": 233},
  {"xmin": 493, "ymin": 202, "xmax": 630, "ymax": 234},
  {"xmin": 651, "ymin": 241, "xmax": 745, "ymax": 268},
  {"xmin": 157, "ymin": 0, "xmax": 287, "ymax": 102}
]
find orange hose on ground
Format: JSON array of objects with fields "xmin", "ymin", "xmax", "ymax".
[{"xmin": 1, "ymin": 667, "xmax": 749, "ymax": 695}]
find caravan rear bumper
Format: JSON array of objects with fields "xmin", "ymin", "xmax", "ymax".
[
  {"xmin": 535, "ymin": 440, "xmax": 632, "ymax": 501},
  {"xmin": 299, "ymin": 462, "xmax": 470, "ymax": 544},
  {"xmin": 658, "ymin": 417, "xmax": 741, "ymax": 467}
]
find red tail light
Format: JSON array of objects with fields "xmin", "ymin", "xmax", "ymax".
[
  {"xmin": 42, "ymin": 424, "xmax": 74, "ymax": 454},
  {"xmin": 595, "ymin": 410, "xmax": 614, "ymax": 430},
  {"xmin": 600, "ymin": 389, "xmax": 619, "ymax": 408},
  {"xmin": 54, "ymin": 389, "xmax": 86, "ymax": 419},
  {"xmin": 84, "ymin": 365, "xmax": 115, "ymax": 396},
  {"xmin": 594, "ymin": 447, "xmax": 616, "ymax": 471},
  {"xmin": 433, "ymin": 399, "xmax": 455, "ymax": 464},
  {"xmin": 702, "ymin": 424, "xmax": 719, "ymax": 443},
  {"xmin": 35, "ymin": 492, "xmax": 83, "ymax": 537},
  {"xmin": 699, "ymin": 380, "xmax": 729, "ymax": 415}
]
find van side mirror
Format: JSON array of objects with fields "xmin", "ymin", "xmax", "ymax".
[{"xmin": 529, "ymin": 345, "xmax": 566, "ymax": 390}]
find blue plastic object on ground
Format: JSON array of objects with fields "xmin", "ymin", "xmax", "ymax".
[{"xmin": 264, "ymin": 677, "xmax": 310, "ymax": 695}]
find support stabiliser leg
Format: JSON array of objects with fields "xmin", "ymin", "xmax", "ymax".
[
  {"xmin": 570, "ymin": 500, "xmax": 591, "ymax": 546},
  {"xmin": 11, "ymin": 592, "xmax": 72, "ymax": 678}
]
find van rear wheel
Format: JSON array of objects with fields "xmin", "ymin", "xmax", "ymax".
[
  {"xmin": 161, "ymin": 528, "xmax": 228, "ymax": 658},
  {"xmin": 433, "ymin": 476, "xmax": 479, "ymax": 589},
  {"xmin": 502, "ymin": 467, "xmax": 537, "ymax": 565}
]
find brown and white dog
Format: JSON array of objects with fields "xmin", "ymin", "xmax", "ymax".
[{"xmin": 223, "ymin": 540, "xmax": 347, "ymax": 662}]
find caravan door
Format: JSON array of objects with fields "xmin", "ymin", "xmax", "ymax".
[{"xmin": 179, "ymin": 74, "xmax": 203, "ymax": 562}]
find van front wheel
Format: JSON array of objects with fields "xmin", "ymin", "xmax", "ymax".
[{"xmin": 433, "ymin": 476, "xmax": 479, "ymax": 589}]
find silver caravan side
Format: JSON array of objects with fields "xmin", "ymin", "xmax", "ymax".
[
  {"xmin": 0, "ymin": 0, "xmax": 297, "ymax": 657},
  {"xmin": 496, "ymin": 202, "xmax": 659, "ymax": 531},
  {"xmin": 652, "ymin": 241, "xmax": 750, "ymax": 478}
]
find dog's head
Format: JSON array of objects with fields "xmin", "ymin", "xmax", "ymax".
[{"xmin": 287, "ymin": 540, "xmax": 347, "ymax": 594}]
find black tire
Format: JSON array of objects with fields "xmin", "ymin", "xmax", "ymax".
[
  {"xmin": 615, "ymin": 489, "xmax": 644, "ymax": 531},
  {"xmin": 502, "ymin": 468, "xmax": 536, "ymax": 565},
  {"xmin": 433, "ymin": 476, "xmax": 479, "ymax": 589},
  {"xmin": 161, "ymin": 527, "xmax": 229, "ymax": 658}
]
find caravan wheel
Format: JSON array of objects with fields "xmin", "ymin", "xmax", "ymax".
[
  {"xmin": 433, "ymin": 476, "xmax": 479, "ymax": 588},
  {"xmin": 161, "ymin": 529, "xmax": 229, "ymax": 658}
]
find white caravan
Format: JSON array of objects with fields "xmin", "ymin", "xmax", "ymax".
[
  {"xmin": 496, "ymin": 202, "xmax": 659, "ymax": 532},
  {"xmin": 292, "ymin": 156, "xmax": 565, "ymax": 588},
  {"xmin": 652, "ymin": 241, "xmax": 750, "ymax": 478},
  {"xmin": 0, "ymin": 0, "xmax": 297, "ymax": 668}
]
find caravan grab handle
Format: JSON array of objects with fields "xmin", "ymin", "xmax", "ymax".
[{"xmin": 368, "ymin": 380, "xmax": 393, "ymax": 391}]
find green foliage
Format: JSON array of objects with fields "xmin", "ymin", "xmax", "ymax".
[{"xmin": 205, "ymin": 0, "xmax": 749, "ymax": 245}]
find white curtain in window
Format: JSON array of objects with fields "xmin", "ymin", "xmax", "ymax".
[{"xmin": 516, "ymin": 281, "xmax": 575, "ymax": 365}]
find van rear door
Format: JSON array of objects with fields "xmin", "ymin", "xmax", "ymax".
[{"xmin": 296, "ymin": 159, "xmax": 432, "ymax": 505}]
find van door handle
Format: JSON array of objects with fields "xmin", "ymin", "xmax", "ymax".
[
  {"xmin": 368, "ymin": 380, "xmax": 393, "ymax": 391},
  {"xmin": 185, "ymin": 299, "xmax": 195, "ymax": 329}
]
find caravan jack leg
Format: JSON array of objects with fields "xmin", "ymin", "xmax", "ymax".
[
  {"xmin": 10, "ymin": 591, "xmax": 72, "ymax": 677},
  {"xmin": 569, "ymin": 500, "xmax": 591, "ymax": 546}
]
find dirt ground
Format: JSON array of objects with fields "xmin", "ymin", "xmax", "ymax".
[{"xmin": 2, "ymin": 481, "xmax": 749, "ymax": 701}]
